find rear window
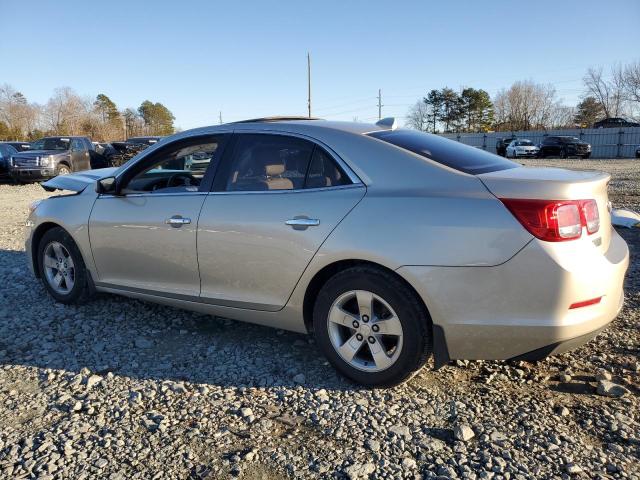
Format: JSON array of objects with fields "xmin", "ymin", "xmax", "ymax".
[{"xmin": 368, "ymin": 130, "xmax": 519, "ymax": 175}]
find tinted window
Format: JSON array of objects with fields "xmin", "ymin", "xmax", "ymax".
[
  {"xmin": 0, "ymin": 144, "xmax": 17, "ymax": 157},
  {"xmin": 71, "ymin": 139, "xmax": 84, "ymax": 151},
  {"xmin": 225, "ymin": 134, "xmax": 313, "ymax": 191},
  {"xmin": 368, "ymin": 130, "xmax": 518, "ymax": 175},
  {"xmin": 305, "ymin": 147, "xmax": 350, "ymax": 188}
]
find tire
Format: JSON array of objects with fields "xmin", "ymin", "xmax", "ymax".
[
  {"xmin": 583, "ymin": 153, "xmax": 591, "ymax": 159},
  {"xmin": 559, "ymin": 148, "xmax": 568, "ymax": 159},
  {"xmin": 37, "ymin": 227, "xmax": 91, "ymax": 304},
  {"xmin": 56, "ymin": 164, "xmax": 71, "ymax": 176},
  {"xmin": 313, "ymin": 266, "xmax": 432, "ymax": 387}
]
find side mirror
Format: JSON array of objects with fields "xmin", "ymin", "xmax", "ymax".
[{"xmin": 96, "ymin": 176, "xmax": 118, "ymax": 195}]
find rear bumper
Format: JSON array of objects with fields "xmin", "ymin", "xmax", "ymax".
[{"xmin": 398, "ymin": 227, "xmax": 629, "ymax": 362}]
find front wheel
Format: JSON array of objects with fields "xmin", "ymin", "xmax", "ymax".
[
  {"xmin": 38, "ymin": 227, "xmax": 91, "ymax": 304},
  {"xmin": 583, "ymin": 153, "xmax": 591, "ymax": 159},
  {"xmin": 56, "ymin": 164, "xmax": 71, "ymax": 176},
  {"xmin": 559, "ymin": 148, "xmax": 568, "ymax": 159},
  {"xmin": 313, "ymin": 266, "xmax": 432, "ymax": 387}
]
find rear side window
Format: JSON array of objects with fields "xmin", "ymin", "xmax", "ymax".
[
  {"xmin": 305, "ymin": 147, "xmax": 350, "ymax": 189},
  {"xmin": 368, "ymin": 130, "xmax": 518, "ymax": 175},
  {"xmin": 225, "ymin": 134, "xmax": 314, "ymax": 191}
]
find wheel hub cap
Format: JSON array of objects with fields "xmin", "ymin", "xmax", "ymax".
[
  {"xmin": 327, "ymin": 290, "xmax": 403, "ymax": 372},
  {"xmin": 43, "ymin": 241, "xmax": 75, "ymax": 295}
]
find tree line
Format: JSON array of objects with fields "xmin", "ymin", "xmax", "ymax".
[
  {"xmin": 0, "ymin": 85, "xmax": 176, "ymax": 141},
  {"xmin": 406, "ymin": 60, "xmax": 640, "ymax": 133}
]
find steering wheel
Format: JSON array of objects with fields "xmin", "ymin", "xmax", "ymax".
[{"xmin": 166, "ymin": 172, "xmax": 199, "ymax": 188}]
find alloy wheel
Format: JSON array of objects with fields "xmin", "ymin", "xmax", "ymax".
[
  {"xmin": 327, "ymin": 290, "xmax": 403, "ymax": 372},
  {"xmin": 43, "ymin": 241, "xmax": 75, "ymax": 294}
]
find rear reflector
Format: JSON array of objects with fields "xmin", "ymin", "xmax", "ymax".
[
  {"xmin": 569, "ymin": 297, "xmax": 602, "ymax": 309},
  {"xmin": 500, "ymin": 198, "xmax": 600, "ymax": 242}
]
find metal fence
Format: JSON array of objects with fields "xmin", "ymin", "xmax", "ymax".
[{"xmin": 441, "ymin": 127, "xmax": 640, "ymax": 159}]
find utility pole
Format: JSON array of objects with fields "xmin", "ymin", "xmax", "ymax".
[
  {"xmin": 377, "ymin": 89, "xmax": 383, "ymax": 120},
  {"xmin": 219, "ymin": 111, "xmax": 223, "ymax": 124},
  {"xmin": 307, "ymin": 52, "xmax": 312, "ymax": 118}
]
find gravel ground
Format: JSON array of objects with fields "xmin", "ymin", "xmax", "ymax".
[{"xmin": 0, "ymin": 160, "xmax": 638, "ymax": 480}]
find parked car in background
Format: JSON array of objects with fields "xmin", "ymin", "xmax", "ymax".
[
  {"xmin": 0, "ymin": 143, "xmax": 18, "ymax": 179},
  {"xmin": 4, "ymin": 141, "xmax": 31, "ymax": 152},
  {"xmin": 495, "ymin": 137, "xmax": 517, "ymax": 157},
  {"xmin": 538, "ymin": 136, "xmax": 591, "ymax": 159},
  {"xmin": 593, "ymin": 117, "xmax": 640, "ymax": 128},
  {"xmin": 10, "ymin": 136, "xmax": 94, "ymax": 182},
  {"xmin": 126, "ymin": 136, "xmax": 163, "ymax": 146},
  {"xmin": 27, "ymin": 117, "xmax": 628, "ymax": 387},
  {"xmin": 505, "ymin": 139, "xmax": 539, "ymax": 158},
  {"xmin": 636, "ymin": 145, "xmax": 640, "ymax": 158}
]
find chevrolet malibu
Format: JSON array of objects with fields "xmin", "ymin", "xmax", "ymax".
[{"xmin": 26, "ymin": 117, "xmax": 629, "ymax": 387}]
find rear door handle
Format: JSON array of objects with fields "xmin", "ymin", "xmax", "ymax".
[
  {"xmin": 165, "ymin": 215, "xmax": 191, "ymax": 228},
  {"xmin": 285, "ymin": 217, "xmax": 320, "ymax": 229}
]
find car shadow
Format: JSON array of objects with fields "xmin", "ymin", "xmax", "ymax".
[{"xmin": 0, "ymin": 248, "xmax": 360, "ymax": 392}]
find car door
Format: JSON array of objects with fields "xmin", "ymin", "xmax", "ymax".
[
  {"xmin": 70, "ymin": 138, "xmax": 90, "ymax": 171},
  {"xmin": 89, "ymin": 134, "xmax": 228, "ymax": 297},
  {"xmin": 197, "ymin": 132, "xmax": 366, "ymax": 311}
]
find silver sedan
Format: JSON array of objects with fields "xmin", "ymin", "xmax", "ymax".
[{"xmin": 25, "ymin": 118, "xmax": 629, "ymax": 387}]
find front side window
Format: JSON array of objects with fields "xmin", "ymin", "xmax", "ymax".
[
  {"xmin": 124, "ymin": 138, "xmax": 220, "ymax": 193},
  {"xmin": 225, "ymin": 134, "xmax": 314, "ymax": 191}
]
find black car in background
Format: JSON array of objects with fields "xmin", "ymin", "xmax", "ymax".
[
  {"xmin": 636, "ymin": 145, "xmax": 640, "ymax": 158},
  {"xmin": 4, "ymin": 141, "xmax": 31, "ymax": 152},
  {"xmin": 495, "ymin": 137, "xmax": 517, "ymax": 157},
  {"xmin": 593, "ymin": 117, "xmax": 640, "ymax": 128},
  {"xmin": 538, "ymin": 136, "xmax": 591, "ymax": 159},
  {"xmin": 0, "ymin": 143, "xmax": 18, "ymax": 179}
]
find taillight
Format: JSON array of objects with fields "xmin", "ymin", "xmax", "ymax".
[
  {"xmin": 580, "ymin": 199, "xmax": 600, "ymax": 234},
  {"xmin": 500, "ymin": 198, "xmax": 599, "ymax": 242}
]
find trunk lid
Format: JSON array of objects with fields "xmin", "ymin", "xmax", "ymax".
[
  {"xmin": 478, "ymin": 166, "xmax": 612, "ymax": 252},
  {"xmin": 41, "ymin": 167, "xmax": 118, "ymax": 192}
]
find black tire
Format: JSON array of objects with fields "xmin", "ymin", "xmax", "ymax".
[
  {"xmin": 583, "ymin": 153, "xmax": 591, "ymax": 159},
  {"xmin": 37, "ymin": 227, "xmax": 91, "ymax": 304},
  {"xmin": 56, "ymin": 164, "xmax": 71, "ymax": 176},
  {"xmin": 313, "ymin": 266, "xmax": 432, "ymax": 387},
  {"xmin": 559, "ymin": 148, "xmax": 568, "ymax": 159}
]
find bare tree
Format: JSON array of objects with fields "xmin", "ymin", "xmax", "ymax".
[
  {"xmin": 619, "ymin": 61, "xmax": 640, "ymax": 118},
  {"xmin": 493, "ymin": 80, "xmax": 560, "ymax": 131},
  {"xmin": 405, "ymin": 100, "xmax": 430, "ymax": 131},
  {"xmin": 583, "ymin": 67, "xmax": 625, "ymax": 118},
  {"xmin": 44, "ymin": 87, "xmax": 92, "ymax": 135},
  {"xmin": 0, "ymin": 84, "xmax": 40, "ymax": 139}
]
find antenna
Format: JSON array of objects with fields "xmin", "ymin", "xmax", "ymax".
[
  {"xmin": 307, "ymin": 53, "xmax": 312, "ymax": 118},
  {"xmin": 219, "ymin": 111, "xmax": 223, "ymax": 124},
  {"xmin": 377, "ymin": 89, "xmax": 383, "ymax": 120}
]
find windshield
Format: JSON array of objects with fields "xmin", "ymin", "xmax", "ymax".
[
  {"xmin": 31, "ymin": 138, "xmax": 70, "ymax": 151},
  {"xmin": 368, "ymin": 129, "xmax": 519, "ymax": 175},
  {"xmin": 516, "ymin": 140, "xmax": 534, "ymax": 146},
  {"xmin": 558, "ymin": 137, "xmax": 580, "ymax": 143}
]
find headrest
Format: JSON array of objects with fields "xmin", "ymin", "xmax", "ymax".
[{"xmin": 265, "ymin": 164, "xmax": 285, "ymax": 176}]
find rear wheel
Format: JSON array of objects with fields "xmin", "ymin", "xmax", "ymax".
[
  {"xmin": 313, "ymin": 266, "xmax": 431, "ymax": 387},
  {"xmin": 38, "ymin": 227, "xmax": 91, "ymax": 304}
]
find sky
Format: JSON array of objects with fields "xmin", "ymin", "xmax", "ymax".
[{"xmin": 1, "ymin": 0, "xmax": 639, "ymax": 130}]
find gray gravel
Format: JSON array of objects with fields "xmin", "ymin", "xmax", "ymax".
[{"xmin": 0, "ymin": 160, "xmax": 638, "ymax": 479}]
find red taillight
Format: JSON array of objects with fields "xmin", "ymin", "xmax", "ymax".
[
  {"xmin": 500, "ymin": 198, "xmax": 599, "ymax": 242},
  {"xmin": 580, "ymin": 199, "xmax": 600, "ymax": 235},
  {"xmin": 569, "ymin": 296, "xmax": 602, "ymax": 309}
]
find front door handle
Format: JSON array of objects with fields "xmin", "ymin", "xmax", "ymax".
[
  {"xmin": 285, "ymin": 217, "xmax": 320, "ymax": 230},
  {"xmin": 165, "ymin": 215, "xmax": 191, "ymax": 228}
]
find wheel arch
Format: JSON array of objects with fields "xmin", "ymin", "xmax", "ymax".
[
  {"xmin": 31, "ymin": 222, "xmax": 66, "ymax": 278},
  {"xmin": 304, "ymin": 259, "xmax": 435, "ymax": 332}
]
